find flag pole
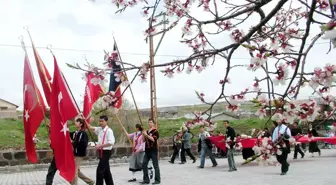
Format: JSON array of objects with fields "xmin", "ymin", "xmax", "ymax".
[
  {"xmin": 25, "ymin": 27, "xmax": 52, "ymax": 93},
  {"xmin": 112, "ymin": 36, "xmax": 144, "ymax": 126},
  {"xmin": 114, "ymin": 115, "xmax": 133, "ymax": 145},
  {"xmin": 46, "ymin": 47, "xmax": 96, "ymax": 145},
  {"xmin": 20, "ymin": 36, "xmax": 50, "ymax": 134}
]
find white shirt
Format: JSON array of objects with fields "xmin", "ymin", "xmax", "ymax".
[
  {"xmin": 198, "ymin": 131, "xmax": 210, "ymax": 138},
  {"xmin": 272, "ymin": 124, "xmax": 291, "ymax": 142},
  {"xmin": 94, "ymin": 126, "xmax": 115, "ymax": 150}
]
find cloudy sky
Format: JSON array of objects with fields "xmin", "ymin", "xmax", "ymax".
[{"xmin": 0, "ymin": 0, "xmax": 335, "ymax": 110}]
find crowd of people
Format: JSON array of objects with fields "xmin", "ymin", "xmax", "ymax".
[
  {"xmin": 41, "ymin": 115, "xmax": 334, "ymax": 185},
  {"xmin": 44, "ymin": 116, "xmax": 161, "ymax": 185},
  {"xmin": 168, "ymin": 120, "xmax": 335, "ymax": 176}
]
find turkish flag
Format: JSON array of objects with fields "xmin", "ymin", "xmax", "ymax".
[
  {"xmin": 50, "ymin": 55, "xmax": 79, "ymax": 182},
  {"xmin": 83, "ymin": 72, "xmax": 103, "ymax": 123},
  {"xmin": 30, "ymin": 40, "xmax": 52, "ymax": 106},
  {"xmin": 23, "ymin": 54, "xmax": 46, "ymax": 163}
]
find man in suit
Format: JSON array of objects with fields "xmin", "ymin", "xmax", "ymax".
[
  {"xmin": 291, "ymin": 122, "xmax": 305, "ymax": 159},
  {"xmin": 180, "ymin": 126, "xmax": 196, "ymax": 164},
  {"xmin": 224, "ymin": 120, "xmax": 237, "ymax": 172}
]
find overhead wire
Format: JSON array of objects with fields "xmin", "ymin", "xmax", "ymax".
[{"xmin": 0, "ymin": 41, "xmax": 331, "ymax": 59}]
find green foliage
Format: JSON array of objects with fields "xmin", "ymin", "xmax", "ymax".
[{"xmin": 0, "ymin": 117, "xmax": 267, "ymax": 150}]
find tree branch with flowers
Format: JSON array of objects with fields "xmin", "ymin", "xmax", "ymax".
[{"xmin": 72, "ymin": 0, "xmax": 336, "ymax": 134}]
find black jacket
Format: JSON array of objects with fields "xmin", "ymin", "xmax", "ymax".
[
  {"xmin": 226, "ymin": 126, "xmax": 236, "ymax": 149},
  {"xmin": 70, "ymin": 130, "xmax": 89, "ymax": 157},
  {"xmin": 198, "ymin": 138, "xmax": 212, "ymax": 152},
  {"xmin": 291, "ymin": 128, "xmax": 302, "ymax": 137}
]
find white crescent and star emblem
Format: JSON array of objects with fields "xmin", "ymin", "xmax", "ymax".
[
  {"xmin": 24, "ymin": 84, "xmax": 38, "ymax": 122},
  {"xmin": 57, "ymin": 92, "xmax": 68, "ymax": 136},
  {"xmin": 24, "ymin": 110, "xmax": 30, "ymax": 122},
  {"xmin": 60, "ymin": 122, "xmax": 69, "ymax": 136}
]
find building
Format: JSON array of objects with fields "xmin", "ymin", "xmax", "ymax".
[
  {"xmin": 0, "ymin": 98, "xmax": 19, "ymax": 119},
  {"xmin": 140, "ymin": 107, "xmax": 179, "ymax": 118}
]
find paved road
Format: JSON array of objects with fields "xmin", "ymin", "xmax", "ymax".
[{"xmin": 0, "ymin": 149, "xmax": 335, "ymax": 185}]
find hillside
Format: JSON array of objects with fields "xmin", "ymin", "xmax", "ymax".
[{"xmin": 0, "ymin": 117, "xmax": 269, "ymax": 150}]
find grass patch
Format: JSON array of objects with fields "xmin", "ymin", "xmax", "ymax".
[{"xmin": 0, "ymin": 117, "xmax": 268, "ymax": 150}]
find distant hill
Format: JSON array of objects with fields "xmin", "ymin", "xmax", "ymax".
[{"xmin": 137, "ymin": 101, "xmax": 257, "ymax": 119}]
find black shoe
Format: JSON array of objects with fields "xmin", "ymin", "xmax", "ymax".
[
  {"xmin": 139, "ymin": 181, "xmax": 150, "ymax": 184},
  {"xmin": 301, "ymin": 154, "xmax": 304, "ymax": 158},
  {"xmin": 280, "ymin": 172, "xmax": 286, "ymax": 175},
  {"xmin": 293, "ymin": 157, "xmax": 297, "ymax": 159},
  {"xmin": 197, "ymin": 166, "xmax": 204, "ymax": 168},
  {"xmin": 192, "ymin": 159, "xmax": 196, "ymax": 163},
  {"xmin": 152, "ymin": 181, "xmax": 160, "ymax": 184},
  {"xmin": 179, "ymin": 162, "xmax": 185, "ymax": 164},
  {"xmin": 212, "ymin": 164, "xmax": 218, "ymax": 167},
  {"xmin": 318, "ymin": 151, "xmax": 321, "ymax": 156},
  {"xmin": 128, "ymin": 178, "xmax": 137, "ymax": 182},
  {"xmin": 168, "ymin": 161, "xmax": 174, "ymax": 164}
]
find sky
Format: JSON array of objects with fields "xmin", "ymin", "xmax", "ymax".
[{"xmin": 0, "ymin": 0, "xmax": 335, "ymax": 110}]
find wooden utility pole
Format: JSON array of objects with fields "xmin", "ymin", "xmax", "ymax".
[
  {"xmin": 148, "ymin": 13, "xmax": 168, "ymax": 128},
  {"xmin": 149, "ymin": 35, "xmax": 158, "ymax": 125}
]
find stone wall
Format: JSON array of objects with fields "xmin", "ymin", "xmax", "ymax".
[{"xmin": 0, "ymin": 145, "xmax": 199, "ymax": 167}]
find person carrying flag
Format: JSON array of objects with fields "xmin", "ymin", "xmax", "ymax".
[
  {"xmin": 70, "ymin": 118, "xmax": 95, "ymax": 185},
  {"xmin": 88, "ymin": 115, "xmax": 115, "ymax": 185}
]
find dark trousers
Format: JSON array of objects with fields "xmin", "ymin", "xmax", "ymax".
[
  {"xmin": 46, "ymin": 157, "xmax": 57, "ymax": 185},
  {"xmin": 181, "ymin": 148, "xmax": 195, "ymax": 162},
  {"xmin": 96, "ymin": 150, "xmax": 114, "ymax": 185},
  {"xmin": 276, "ymin": 150, "xmax": 289, "ymax": 173},
  {"xmin": 301, "ymin": 143, "xmax": 306, "ymax": 150},
  {"xmin": 293, "ymin": 144, "xmax": 304, "ymax": 158},
  {"xmin": 143, "ymin": 150, "xmax": 160, "ymax": 183},
  {"xmin": 170, "ymin": 146, "xmax": 180, "ymax": 163}
]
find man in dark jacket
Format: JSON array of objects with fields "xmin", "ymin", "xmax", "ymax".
[
  {"xmin": 291, "ymin": 122, "xmax": 305, "ymax": 159},
  {"xmin": 70, "ymin": 118, "xmax": 94, "ymax": 185},
  {"xmin": 224, "ymin": 120, "xmax": 237, "ymax": 172},
  {"xmin": 180, "ymin": 126, "xmax": 196, "ymax": 164}
]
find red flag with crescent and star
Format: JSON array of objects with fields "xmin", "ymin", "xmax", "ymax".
[
  {"xmin": 29, "ymin": 37, "xmax": 52, "ymax": 106},
  {"xmin": 23, "ymin": 52, "xmax": 46, "ymax": 163},
  {"xmin": 50, "ymin": 55, "xmax": 79, "ymax": 182},
  {"xmin": 83, "ymin": 72, "xmax": 104, "ymax": 123}
]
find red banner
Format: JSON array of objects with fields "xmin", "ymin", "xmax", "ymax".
[
  {"xmin": 209, "ymin": 136, "xmax": 226, "ymax": 152},
  {"xmin": 83, "ymin": 72, "xmax": 103, "ymax": 123},
  {"xmin": 209, "ymin": 136, "xmax": 336, "ymax": 151}
]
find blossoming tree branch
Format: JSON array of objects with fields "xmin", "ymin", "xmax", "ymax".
[{"xmin": 71, "ymin": 0, "xmax": 336, "ymax": 131}]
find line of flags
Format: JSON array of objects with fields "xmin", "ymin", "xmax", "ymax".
[{"xmin": 22, "ymin": 33, "xmax": 122, "ymax": 182}]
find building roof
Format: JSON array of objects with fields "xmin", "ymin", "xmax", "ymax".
[{"xmin": 0, "ymin": 98, "xmax": 19, "ymax": 108}]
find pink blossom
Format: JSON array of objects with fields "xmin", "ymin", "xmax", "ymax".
[
  {"xmin": 273, "ymin": 63, "xmax": 289, "ymax": 86},
  {"xmin": 186, "ymin": 63, "xmax": 193, "ymax": 74},
  {"xmin": 255, "ymin": 108, "xmax": 266, "ymax": 119}
]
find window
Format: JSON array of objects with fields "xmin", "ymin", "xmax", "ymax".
[{"xmin": 0, "ymin": 107, "xmax": 8, "ymax": 110}]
